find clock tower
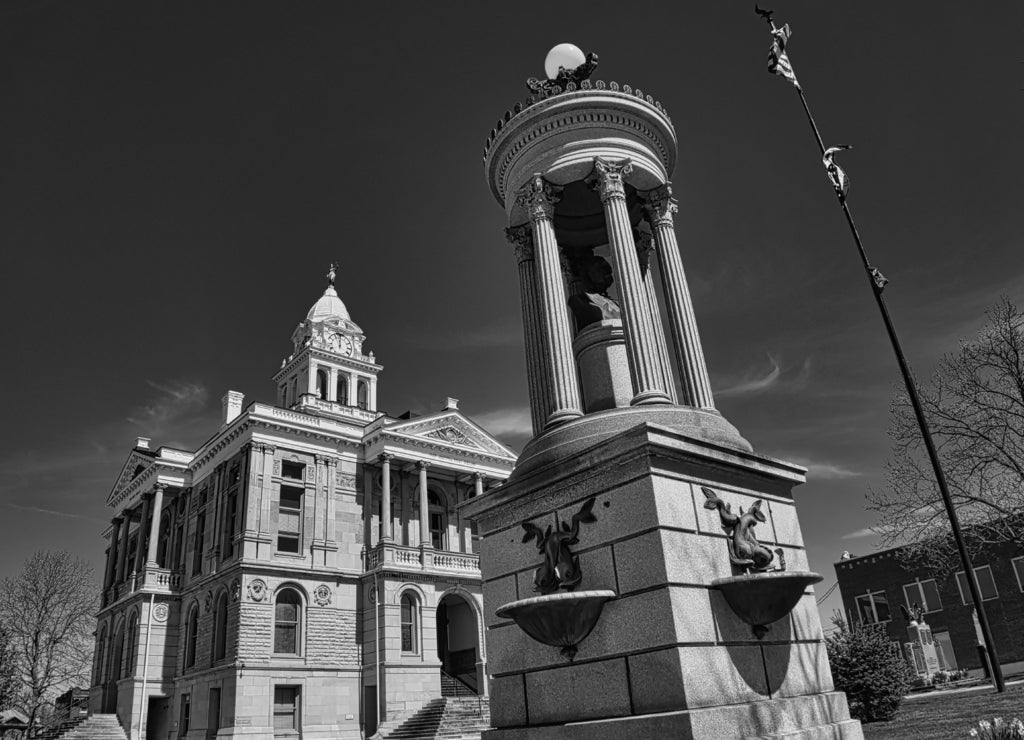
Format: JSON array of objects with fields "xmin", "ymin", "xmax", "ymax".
[{"xmin": 273, "ymin": 264, "xmax": 383, "ymax": 421}]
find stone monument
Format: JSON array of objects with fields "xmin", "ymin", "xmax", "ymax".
[{"xmin": 462, "ymin": 44, "xmax": 863, "ymax": 739}]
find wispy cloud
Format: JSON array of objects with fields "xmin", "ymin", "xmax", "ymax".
[
  {"xmin": 716, "ymin": 354, "xmax": 811, "ymax": 398},
  {"xmin": 841, "ymin": 527, "xmax": 878, "ymax": 540},
  {"xmin": 474, "ymin": 406, "xmax": 532, "ymax": 438},
  {"xmin": 0, "ymin": 502, "xmax": 107, "ymax": 524},
  {"xmin": 127, "ymin": 380, "xmax": 209, "ymax": 429},
  {"xmin": 785, "ymin": 456, "xmax": 863, "ymax": 480},
  {"xmin": 405, "ymin": 323, "xmax": 522, "ymax": 351}
]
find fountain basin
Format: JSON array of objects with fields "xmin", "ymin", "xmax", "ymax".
[
  {"xmin": 495, "ymin": 589, "xmax": 616, "ymax": 660},
  {"xmin": 711, "ymin": 571, "xmax": 823, "ymax": 639}
]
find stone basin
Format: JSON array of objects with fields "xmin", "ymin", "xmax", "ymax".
[
  {"xmin": 711, "ymin": 572, "xmax": 823, "ymax": 639},
  {"xmin": 495, "ymin": 590, "xmax": 616, "ymax": 660}
]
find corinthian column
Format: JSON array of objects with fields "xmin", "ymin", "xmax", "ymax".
[
  {"xmin": 379, "ymin": 454, "xmax": 393, "ymax": 542},
  {"xmin": 645, "ymin": 183, "xmax": 715, "ymax": 409},
  {"xmin": 637, "ymin": 229, "xmax": 678, "ymax": 404},
  {"xmin": 145, "ymin": 483, "xmax": 166, "ymax": 566},
  {"xmin": 506, "ymin": 225, "xmax": 550, "ymax": 437},
  {"xmin": 591, "ymin": 158, "xmax": 672, "ymax": 405},
  {"xmin": 417, "ymin": 461, "xmax": 431, "ymax": 547},
  {"xmin": 515, "ymin": 174, "xmax": 583, "ymax": 427}
]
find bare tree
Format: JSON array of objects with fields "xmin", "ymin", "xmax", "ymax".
[
  {"xmin": 0, "ymin": 625, "xmax": 17, "ymax": 710},
  {"xmin": 868, "ymin": 298, "xmax": 1024, "ymax": 574},
  {"xmin": 0, "ymin": 551, "xmax": 97, "ymax": 736}
]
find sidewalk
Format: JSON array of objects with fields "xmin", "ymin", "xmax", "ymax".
[{"xmin": 904, "ymin": 677, "xmax": 1024, "ymax": 701}]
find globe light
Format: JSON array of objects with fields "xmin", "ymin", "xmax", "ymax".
[{"xmin": 544, "ymin": 43, "xmax": 586, "ymax": 80}]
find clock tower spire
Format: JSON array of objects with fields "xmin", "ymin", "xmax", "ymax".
[{"xmin": 272, "ymin": 265, "xmax": 383, "ymax": 422}]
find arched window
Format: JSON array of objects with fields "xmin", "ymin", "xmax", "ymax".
[
  {"xmin": 212, "ymin": 592, "xmax": 229, "ymax": 662},
  {"xmin": 337, "ymin": 376, "xmax": 349, "ymax": 405},
  {"xmin": 357, "ymin": 380, "xmax": 368, "ymax": 410},
  {"xmin": 400, "ymin": 593, "xmax": 418, "ymax": 654},
  {"xmin": 274, "ymin": 589, "xmax": 302, "ymax": 655},
  {"xmin": 109, "ymin": 622, "xmax": 126, "ymax": 681},
  {"xmin": 124, "ymin": 612, "xmax": 139, "ymax": 678},
  {"xmin": 428, "ymin": 491, "xmax": 447, "ymax": 550},
  {"xmin": 316, "ymin": 370, "xmax": 328, "ymax": 400},
  {"xmin": 185, "ymin": 605, "xmax": 199, "ymax": 669}
]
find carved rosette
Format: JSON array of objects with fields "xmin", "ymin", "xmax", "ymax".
[
  {"xmin": 516, "ymin": 173, "xmax": 561, "ymax": 223},
  {"xmin": 152, "ymin": 603, "xmax": 169, "ymax": 623},
  {"xmin": 505, "ymin": 224, "xmax": 534, "ymax": 263},
  {"xmin": 247, "ymin": 578, "xmax": 268, "ymax": 602},
  {"xmin": 590, "ymin": 158, "xmax": 633, "ymax": 203},
  {"xmin": 644, "ymin": 183, "xmax": 678, "ymax": 228},
  {"xmin": 313, "ymin": 584, "xmax": 332, "ymax": 607}
]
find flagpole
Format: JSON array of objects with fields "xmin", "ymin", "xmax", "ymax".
[{"xmin": 757, "ymin": 9, "xmax": 1005, "ymax": 693}]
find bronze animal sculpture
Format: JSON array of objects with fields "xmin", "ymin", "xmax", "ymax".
[
  {"xmin": 899, "ymin": 602, "xmax": 926, "ymax": 624},
  {"xmin": 702, "ymin": 487, "xmax": 784, "ymax": 573},
  {"xmin": 521, "ymin": 498, "xmax": 597, "ymax": 594},
  {"xmin": 526, "ymin": 52, "xmax": 599, "ymax": 95}
]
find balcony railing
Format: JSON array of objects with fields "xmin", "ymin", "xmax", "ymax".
[
  {"xmin": 363, "ymin": 542, "xmax": 479, "ymax": 575},
  {"xmin": 102, "ymin": 566, "xmax": 182, "ymax": 608}
]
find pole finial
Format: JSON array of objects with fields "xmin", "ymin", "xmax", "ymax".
[{"xmin": 754, "ymin": 4, "xmax": 776, "ymax": 30}]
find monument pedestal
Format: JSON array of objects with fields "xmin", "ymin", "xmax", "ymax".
[{"xmin": 464, "ymin": 415, "xmax": 862, "ymax": 740}]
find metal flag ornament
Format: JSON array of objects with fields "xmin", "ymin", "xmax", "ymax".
[{"xmin": 753, "ymin": 5, "xmax": 1006, "ymax": 693}]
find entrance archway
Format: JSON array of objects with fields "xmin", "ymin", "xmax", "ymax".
[{"xmin": 435, "ymin": 593, "xmax": 481, "ymax": 695}]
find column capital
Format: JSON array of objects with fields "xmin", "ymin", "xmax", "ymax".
[
  {"xmin": 515, "ymin": 173, "xmax": 561, "ymax": 223},
  {"xmin": 644, "ymin": 183, "xmax": 678, "ymax": 227},
  {"xmin": 472, "ymin": 471, "xmax": 485, "ymax": 481},
  {"xmin": 378, "ymin": 452, "xmax": 394, "ymax": 464},
  {"xmin": 416, "ymin": 460, "xmax": 430, "ymax": 471},
  {"xmin": 505, "ymin": 224, "xmax": 534, "ymax": 262},
  {"xmin": 590, "ymin": 157, "xmax": 633, "ymax": 202},
  {"xmin": 314, "ymin": 453, "xmax": 331, "ymax": 466},
  {"xmin": 151, "ymin": 483, "xmax": 168, "ymax": 495}
]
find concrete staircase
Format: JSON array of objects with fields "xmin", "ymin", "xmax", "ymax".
[
  {"xmin": 40, "ymin": 714, "xmax": 128, "ymax": 740},
  {"xmin": 378, "ymin": 697, "xmax": 491, "ymax": 740}
]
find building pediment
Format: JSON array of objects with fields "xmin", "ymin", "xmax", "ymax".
[
  {"xmin": 385, "ymin": 412, "xmax": 517, "ymax": 460},
  {"xmin": 107, "ymin": 449, "xmax": 156, "ymax": 504}
]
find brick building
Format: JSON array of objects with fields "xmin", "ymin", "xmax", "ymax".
[
  {"xmin": 834, "ymin": 541, "xmax": 1024, "ymax": 676},
  {"xmin": 88, "ymin": 267, "xmax": 517, "ymax": 739}
]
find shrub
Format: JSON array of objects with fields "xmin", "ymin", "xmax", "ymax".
[
  {"xmin": 969, "ymin": 717, "xmax": 1024, "ymax": 739},
  {"xmin": 825, "ymin": 616, "xmax": 915, "ymax": 722}
]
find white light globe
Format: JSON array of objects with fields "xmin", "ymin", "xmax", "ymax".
[{"xmin": 544, "ymin": 43, "xmax": 586, "ymax": 80}]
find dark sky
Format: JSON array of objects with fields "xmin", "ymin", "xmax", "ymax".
[{"xmin": 1, "ymin": 2, "xmax": 1021, "ymax": 628}]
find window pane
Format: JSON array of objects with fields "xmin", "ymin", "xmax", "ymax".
[
  {"xmin": 977, "ymin": 567, "xmax": 998, "ymax": 599},
  {"xmin": 401, "ymin": 625, "xmax": 413, "ymax": 652},
  {"xmin": 872, "ymin": 591, "xmax": 890, "ymax": 622},
  {"xmin": 276, "ymin": 601, "xmax": 298, "ymax": 622},
  {"xmin": 956, "ymin": 572, "xmax": 969, "ymax": 604},
  {"xmin": 920, "ymin": 580, "xmax": 942, "ymax": 611},
  {"xmin": 274, "ymin": 624, "xmax": 296, "ymax": 654},
  {"xmin": 280, "ymin": 488, "xmax": 303, "ymax": 508},
  {"xmin": 277, "ymin": 535, "xmax": 299, "ymax": 553},
  {"xmin": 401, "ymin": 599, "xmax": 411, "ymax": 621},
  {"xmin": 1014, "ymin": 558, "xmax": 1024, "ymax": 592},
  {"xmin": 902, "ymin": 584, "xmax": 919, "ymax": 613},
  {"xmin": 855, "ymin": 595, "xmax": 874, "ymax": 624},
  {"xmin": 281, "ymin": 462, "xmax": 304, "ymax": 480}
]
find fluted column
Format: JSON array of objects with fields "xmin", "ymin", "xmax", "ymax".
[
  {"xmin": 379, "ymin": 454, "xmax": 393, "ymax": 542},
  {"xmin": 515, "ymin": 174, "xmax": 583, "ymax": 427},
  {"xmin": 104, "ymin": 517, "xmax": 123, "ymax": 589},
  {"xmin": 637, "ymin": 229, "xmax": 678, "ymax": 403},
  {"xmin": 134, "ymin": 495, "xmax": 152, "ymax": 574},
  {"xmin": 418, "ymin": 461, "xmax": 431, "ymax": 547},
  {"xmin": 506, "ymin": 225, "xmax": 549, "ymax": 437},
  {"xmin": 116, "ymin": 512, "xmax": 131, "ymax": 582},
  {"xmin": 645, "ymin": 184, "xmax": 715, "ymax": 409},
  {"xmin": 146, "ymin": 484, "xmax": 165, "ymax": 566},
  {"xmin": 591, "ymin": 158, "xmax": 672, "ymax": 405}
]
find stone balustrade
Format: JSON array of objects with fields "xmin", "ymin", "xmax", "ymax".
[
  {"xmin": 101, "ymin": 566, "xmax": 183, "ymax": 608},
  {"xmin": 363, "ymin": 542, "xmax": 480, "ymax": 574}
]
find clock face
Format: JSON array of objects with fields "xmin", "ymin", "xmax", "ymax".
[{"xmin": 340, "ymin": 335, "xmax": 353, "ymax": 356}]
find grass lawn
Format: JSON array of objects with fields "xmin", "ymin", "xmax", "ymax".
[{"xmin": 861, "ymin": 683, "xmax": 1024, "ymax": 739}]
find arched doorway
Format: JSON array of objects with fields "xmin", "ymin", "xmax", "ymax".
[{"xmin": 435, "ymin": 593, "xmax": 481, "ymax": 695}]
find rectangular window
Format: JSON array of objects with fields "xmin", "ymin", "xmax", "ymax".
[
  {"xmin": 281, "ymin": 461, "xmax": 304, "ymax": 480},
  {"xmin": 902, "ymin": 579, "xmax": 942, "ymax": 614},
  {"xmin": 192, "ymin": 512, "xmax": 206, "ymax": 576},
  {"xmin": 273, "ymin": 686, "xmax": 299, "ymax": 733},
  {"xmin": 207, "ymin": 688, "xmax": 221, "ymax": 737},
  {"xmin": 1012, "ymin": 557, "xmax": 1024, "ymax": 593},
  {"xmin": 222, "ymin": 491, "xmax": 238, "ymax": 560},
  {"xmin": 854, "ymin": 590, "xmax": 891, "ymax": 624},
  {"xmin": 178, "ymin": 693, "xmax": 190, "ymax": 736},
  {"xmin": 956, "ymin": 565, "xmax": 999, "ymax": 604},
  {"xmin": 277, "ymin": 487, "xmax": 303, "ymax": 553}
]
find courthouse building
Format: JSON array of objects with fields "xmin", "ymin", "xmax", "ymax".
[{"xmin": 89, "ymin": 268, "xmax": 517, "ymax": 739}]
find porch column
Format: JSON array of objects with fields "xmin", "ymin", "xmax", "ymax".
[
  {"xmin": 145, "ymin": 484, "xmax": 166, "ymax": 566},
  {"xmin": 104, "ymin": 517, "xmax": 123, "ymax": 589},
  {"xmin": 327, "ymin": 368, "xmax": 338, "ymax": 402},
  {"xmin": 379, "ymin": 454, "xmax": 393, "ymax": 542},
  {"xmin": 591, "ymin": 157, "xmax": 672, "ymax": 405},
  {"xmin": 116, "ymin": 511, "xmax": 132, "ymax": 582},
  {"xmin": 418, "ymin": 461, "xmax": 431, "ymax": 547},
  {"xmin": 307, "ymin": 360, "xmax": 318, "ymax": 396},
  {"xmin": 133, "ymin": 496, "xmax": 152, "ymax": 574},
  {"xmin": 506, "ymin": 225, "xmax": 549, "ymax": 437}
]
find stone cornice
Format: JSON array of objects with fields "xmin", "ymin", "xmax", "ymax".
[{"xmin": 273, "ymin": 345, "xmax": 382, "ymax": 383}]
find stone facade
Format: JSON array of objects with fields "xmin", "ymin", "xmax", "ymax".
[{"xmin": 89, "ymin": 272, "xmax": 516, "ymax": 739}]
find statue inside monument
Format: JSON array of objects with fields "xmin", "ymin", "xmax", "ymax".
[{"xmin": 567, "ymin": 255, "xmax": 621, "ymax": 331}]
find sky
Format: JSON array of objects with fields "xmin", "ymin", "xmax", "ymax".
[{"xmin": 0, "ymin": 1, "xmax": 1021, "ymax": 630}]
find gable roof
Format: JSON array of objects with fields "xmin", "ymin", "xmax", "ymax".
[{"xmin": 384, "ymin": 410, "xmax": 517, "ymax": 461}]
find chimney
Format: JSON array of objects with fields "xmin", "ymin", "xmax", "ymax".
[
  {"xmin": 444, "ymin": 397, "xmax": 459, "ymax": 410},
  {"xmin": 135, "ymin": 437, "xmax": 151, "ymax": 450},
  {"xmin": 222, "ymin": 390, "xmax": 245, "ymax": 425}
]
